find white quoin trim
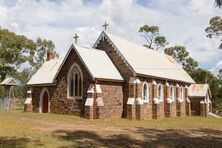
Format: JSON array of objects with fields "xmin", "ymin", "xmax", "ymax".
[
  {"xmin": 39, "ymin": 87, "xmax": 50, "ymax": 113},
  {"xmin": 129, "ymin": 77, "xmax": 141, "ymax": 84},
  {"xmin": 166, "ymin": 98, "xmax": 174, "ymax": 104},
  {"xmin": 136, "ymin": 98, "xmax": 143, "ymax": 105},
  {"xmin": 176, "ymin": 83, "xmax": 180, "ymax": 88},
  {"xmin": 153, "ymin": 97, "xmax": 163, "ymax": 104},
  {"xmin": 85, "ymin": 98, "xmax": 93, "ymax": 106},
  {"xmin": 87, "ymin": 84, "xmax": 102, "ymax": 93},
  {"xmin": 152, "ymin": 80, "xmax": 157, "ymax": 85},
  {"xmin": 127, "ymin": 98, "xmax": 135, "ymax": 105},
  {"xmin": 177, "ymin": 98, "xmax": 183, "ymax": 103},
  {"xmin": 186, "ymin": 97, "xmax": 190, "ymax": 103}
]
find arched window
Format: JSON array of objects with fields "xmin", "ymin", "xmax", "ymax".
[
  {"xmin": 170, "ymin": 85, "xmax": 174, "ymax": 100},
  {"xmin": 179, "ymin": 87, "xmax": 183, "ymax": 99},
  {"xmin": 142, "ymin": 82, "xmax": 149, "ymax": 102},
  {"xmin": 67, "ymin": 63, "xmax": 83, "ymax": 99},
  {"xmin": 157, "ymin": 84, "xmax": 163, "ymax": 100}
]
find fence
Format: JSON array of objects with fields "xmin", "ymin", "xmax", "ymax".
[{"xmin": 0, "ymin": 98, "xmax": 10, "ymax": 110}]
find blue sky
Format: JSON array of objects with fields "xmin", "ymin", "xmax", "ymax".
[{"xmin": 0, "ymin": 0, "xmax": 221, "ymax": 74}]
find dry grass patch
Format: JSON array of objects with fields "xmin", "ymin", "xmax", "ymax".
[{"xmin": 0, "ymin": 110, "xmax": 222, "ymax": 147}]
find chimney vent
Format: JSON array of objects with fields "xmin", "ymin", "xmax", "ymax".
[{"xmin": 47, "ymin": 51, "xmax": 54, "ymax": 61}]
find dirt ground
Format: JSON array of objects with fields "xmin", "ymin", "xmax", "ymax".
[{"xmin": 0, "ymin": 110, "xmax": 222, "ymax": 148}]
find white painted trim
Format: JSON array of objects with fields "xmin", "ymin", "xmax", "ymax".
[
  {"xmin": 39, "ymin": 87, "xmax": 50, "ymax": 113},
  {"xmin": 85, "ymin": 98, "xmax": 93, "ymax": 106},
  {"xmin": 169, "ymin": 85, "xmax": 174, "ymax": 102},
  {"xmin": 53, "ymin": 44, "xmax": 94, "ymax": 84},
  {"xmin": 166, "ymin": 98, "xmax": 174, "ymax": 104},
  {"xmin": 142, "ymin": 82, "xmax": 149, "ymax": 103},
  {"xmin": 67, "ymin": 63, "xmax": 83, "ymax": 99},
  {"xmin": 157, "ymin": 83, "xmax": 163, "ymax": 100},
  {"xmin": 87, "ymin": 84, "xmax": 102, "ymax": 93},
  {"xmin": 186, "ymin": 97, "xmax": 190, "ymax": 103},
  {"xmin": 93, "ymin": 31, "xmax": 136, "ymax": 76},
  {"xmin": 136, "ymin": 98, "xmax": 143, "ymax": 105},
  {"xmin": 127, "ymin": 98, "xmax": 135, "ymax": 105},
  {"xmin": 129, "ymin": 77, "xmax": 141, "ymax": 84},
  {"xmin": 152, "ymin": 80, "xmax": 157, "ymax": 85}
]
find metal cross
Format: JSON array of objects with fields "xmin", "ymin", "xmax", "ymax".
[
  {"xmin": 102, "ymin": 22, "xmax": 109, "ymax": 31},
  {"xmin": 73, "ymin": 33, "xmax": 79, "ymax": 43}
]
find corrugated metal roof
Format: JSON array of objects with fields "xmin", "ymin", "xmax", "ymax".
[
  {"xmin": 0, "ymin": 77, "xmax": 17, "ymax": 86},
  {"xmin": 27, "ymin": 58, "xmax": 64, "ymax": 85},
  {"xmin": 27, "ymin": 44, "xmax": 123, "ymax": 85},
  {"xmin": 73, "ymin": 45, "xmax": 123, "ymax": 80},
  {"xmin": 94, "ymin": 31, "xmax": 195, "ymax": 84},
  {"xmin": 188, "ymin": 84, "xmax": 209, "ymax": 97}
]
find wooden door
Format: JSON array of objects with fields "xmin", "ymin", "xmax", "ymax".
[{"xmin": 42, "ymin": 91, "xmax": 48, "ymax": 113}]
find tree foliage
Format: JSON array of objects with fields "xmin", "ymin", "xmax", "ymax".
[
  {"xmin": 139, "ymin": 25, "xmax": 168, "ymax": 50},
  {"xmin": 29, "ymin": 38, "xmax": 59, "ymax": 77},
  {"xmin": 215, "ymin": 0, "xmax": 222, "ymax": 8},
  {"xmin": 164, "ymin": 46, "xmax": 198, "ymax": 74},
  {"xmin": 0, "ymin": 28, "xmax": 59, "ymax": 100},
  {"xmin": 205, "ymin": 16, "xmax": 222, "ymax": 49},
  {"xmin": 0, "ymin": 29, "xmax": 36, "ymax": 81}
]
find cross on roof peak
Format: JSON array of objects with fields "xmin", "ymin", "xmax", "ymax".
[
  {"xmin": 73, "ymin": 33, "xmax": 79, "ymax": 43},
  {"xmin": 102, "ymin": 21, "xmax": 109, "ymax": 31}
]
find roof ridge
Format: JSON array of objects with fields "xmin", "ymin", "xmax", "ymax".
[
  {"xmin": 74, "ymin": 44, "xmax": 106, "ymax": 53},
  {"xmin": 104, "ymin": 31, "xmax": 167, "ymax": 56}
]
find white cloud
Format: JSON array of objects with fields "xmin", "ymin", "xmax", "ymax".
[
  {"xmin": 188, "ymin": 0, "xmax": 214, "ymax": 15},
  {"xmin": 0, "ymin": 0, "xmax": 221, "ymax": 71}
]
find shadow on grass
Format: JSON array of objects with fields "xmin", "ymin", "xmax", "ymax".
[
  {"xmin": 0, "ymin": 137, "xmax": 30, "ymax": 148},
  {"xmin": 53, "ymin": 128, "xmax": 222, "ymax": 148}
]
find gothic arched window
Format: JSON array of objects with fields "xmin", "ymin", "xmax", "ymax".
[
  {"xmin": 170, "ymin": 85, "xmax": 174, "ymax": 100},
  {"xmin": 67, "ymin": 63, "xmax": 83, "ymax": 99},
  {"xmin": 142, "ymin": 82, "xmax": 149, "ymax": 102},
  {"xmin": 157, "ymin": 84, "xmax": 163, "ymax": 100}
]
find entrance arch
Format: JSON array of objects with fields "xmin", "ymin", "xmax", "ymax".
[{"xmin": 39, "ymin": 88, "xmax": 50, "ymax": 113}]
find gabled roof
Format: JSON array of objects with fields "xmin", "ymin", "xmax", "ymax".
[
  {"xmin": 27, "ymin": 44, "xmax": 123, "ymax": 86},
  {"xmin": 94, "ymin": 31, "xmax": 195, "ymax": 84},
  {"xmin": 1, "ymin": 77, "xmax": 17, "ymax": 86},
  {"xmin": 71, "ymin": 44, "xmax": 123, "ymax": 81},
  {"xmin": 188, "ymin": 84, "xmax": 211, "ymax": 97},
  {"xmin": 27, "ymin": 58, "xmax": 64, "ymax": 85}
]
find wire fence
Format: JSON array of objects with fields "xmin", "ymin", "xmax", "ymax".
[{"xmin": 0, "ymin": 98, "xmax": 10, "ymax": 110}]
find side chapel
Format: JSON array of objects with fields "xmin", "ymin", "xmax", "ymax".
[{"xmin": 25, "ymin": 30, "xmax": 212, "ymax": 119}]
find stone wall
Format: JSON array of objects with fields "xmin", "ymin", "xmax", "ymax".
[
  {"xmin": 97, "ymin": 81, "xmax": 124, "ymax": 118},
  {"xmin": 95, "ymin": 39, "xmax": 134, "ymax": 118},
  {"xmin": 134, "ymin": 77, "xmax": 187, "ymax": 119},
  {"xmin": 32, "ymin": 48, "xmax": 94, "ymax": 116}
]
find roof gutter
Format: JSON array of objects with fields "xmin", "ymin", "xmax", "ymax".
[
  {"xmin": 95, "ymin": 77, "xmax": 124, "ymax": 83},
  {"xmin": 137, "ymin": 73, "xmax": 195, "ymax": 84}
]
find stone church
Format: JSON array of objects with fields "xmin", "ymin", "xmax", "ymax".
[{"xmin": 25, "ymin": 31, "xmax": 212, "ymax": 119}]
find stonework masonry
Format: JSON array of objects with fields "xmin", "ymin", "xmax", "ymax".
[{"xmin": 30, "ymin": 37, "xmax": 193, "ymax": 120}]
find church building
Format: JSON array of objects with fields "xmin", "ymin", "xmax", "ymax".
[{"xmin": 26, "ymin": 31, "xmax": 210, "ymax": 119}]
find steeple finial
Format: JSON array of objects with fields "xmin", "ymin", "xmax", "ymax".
[
  {"xmin": 73, "ymin": 33, "xmax": 79, "ymax": 43},
  {"xmin": 102, "ymin": 21, "xmax": 109, "ymax": 31}
]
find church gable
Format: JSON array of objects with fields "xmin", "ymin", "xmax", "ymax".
[
  {"xmin": 93, "ymin": 32, "xmax": 135, "ymax": 80},
  {"xmin": 94, "ymin": 31, "xmax": 195, "ymax": 84},
  {"xmin": 55, "ymin": 44, "xmax": 123, "ymax": 82}
]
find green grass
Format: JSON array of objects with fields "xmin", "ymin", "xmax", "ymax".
[{"xmin": 0, "ymin": 110, "xmax": 222, "ymax": 147}]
